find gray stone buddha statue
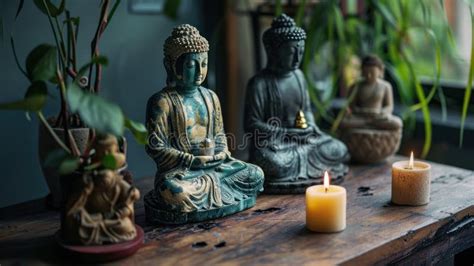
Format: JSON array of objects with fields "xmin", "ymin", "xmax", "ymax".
[
  {"xmin": 339, "ymin": 55, "xmax": 403, "ymax": 163},
  {"xmin": 244, "ymin": 14, "xmax": 349, "ymax": 194},
  {"xmin": 144, "ymin": 24, "xmax": 264, "ymax": 224}
]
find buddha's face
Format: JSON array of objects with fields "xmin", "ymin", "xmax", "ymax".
[
  {"xmin": 362, "ymin": 65, "xmax": 382, "ymax": 84},
  {"xmin": 274, "ymin": 40, "xmax": 304, "ymax": 72},
  {"xmin": 176, "ymin": 52, "xmax": 208, "ymax": 88}
]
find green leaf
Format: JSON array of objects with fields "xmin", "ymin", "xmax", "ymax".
[
  {"xmin": 33, "ymin": 0, "xmax": 65, "ymax": 17},
  {"xmin": 371, "ymin": 0, "xmax": 398, "ymax": 29},
  {"xmin": 275, "ymin": 0, "xmax": 282, "ymax": 16},
  {"xmin": 124, "ymin": 118, "xmax": 148, "ymax": 145},
  {"xmin": 102, "ymin": 154, "xmax": 117, "ymax": 170},
  {"xmin": 66, "ymin": 83, "xmax": 124, "ymax": 136},
  {"xmin": 295, "ymin": 0, "xmax": 307, "ymax": 26},
  {"xmin": 460, "ymin": 6, "xmax": 474, "ymax": 147},
  {"xmin": 44, "ymin": 149, "xmax": 80, "ymax": 175},
  {"xmin": 26, "ymin": 44, "xmax": 57, "ymax": 82},
  {"xmin": 163, "ymin": 0, "xmax": 181, "ymax": 20},
  {"xmin": 75, "ymin": 55, "xmax": 109, "ymax": 81},
  {"xmin": 0, "ymin": 81, "xmax": 47, "ymax": 111}
]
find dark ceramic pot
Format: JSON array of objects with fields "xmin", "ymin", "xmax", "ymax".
[{"xmin": 38, "ymin": 117, "xmax": 90, "ymax": 208}]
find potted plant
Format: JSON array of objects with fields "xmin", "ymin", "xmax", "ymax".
[
  {"xmin": 0, "ymin": 0, "xmax": 147, "ymax": 207},
  {"xmin": 1, "ymin": 0, "xmax": 148, "ymax": 260}
]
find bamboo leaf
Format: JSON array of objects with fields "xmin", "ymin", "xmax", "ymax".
[
  {"xmin": 371, "ymin": 0, "xmax": 398, "ymax": 29},
  {"xmin": 275, "ymin": 0, "xmax": 282, "ymax": 16},
  {"xmin": 124, "ymin": 118, "xmax": 148, "ymax": 145},
  {"xmin": 295, "ymin": 0, "xmax": 307, "ymax": 26},
  {"xmin": 406, "ymin": 28, "xmax": 443, "ymax": 116},
  {"xmin": 459, "ymin": 7, "xmax": 474, "ymax": 147},
  {"xmin": 403, "ymin": 52, "xmax": 432, "ymax": 158},
  {"xmin": 67, "ymin": 83, "xmax": 124, "ymax": 136},
  {"xmin": 333, "ymin": 5, "xmax": 345, "ymax": 43},
  {"xmin": 26, "ymin": 44, "xmax": 58, "ymax": 82},
  {"xmin": 33, "ymin": 0, "xmax": 66, "ymax": 17},
  {"xmin": 163, "ymin": 0, "xmax": 181, "ymax": 20}
]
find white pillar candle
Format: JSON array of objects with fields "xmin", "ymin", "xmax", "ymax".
[
  {"xmin": 306, "ymin": 171, "xmax": 346, "ymax": 233},
  {"xmin": 392, "ymin": 152, "xmax": 431, "ymax": 206}
]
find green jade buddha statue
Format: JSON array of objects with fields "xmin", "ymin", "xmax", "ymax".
[
  {"xmin": 244, "ymin": 14, "xmax": 349, "ymax": 193},
  {"xmin": 145, "ymin": 24, "xmax": 264, "ymax": 224}
]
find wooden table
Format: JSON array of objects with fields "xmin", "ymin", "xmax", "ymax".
[{"xmin": 1, "ymin": 156, "xmax": 473, "ymax": 265}]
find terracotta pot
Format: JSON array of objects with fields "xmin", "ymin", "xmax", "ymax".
[{"xmin": 38, "ymin": 118, "xmax": 90, "ymax": 208}]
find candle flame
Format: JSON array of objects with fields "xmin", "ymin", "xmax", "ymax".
[
  {"xmin": 324, "ymin": 171, "xmax": 330, "ymax": 192},
  {"xmin": 409, "ymin": 151, "xmax": 414, "ymax": 169}
]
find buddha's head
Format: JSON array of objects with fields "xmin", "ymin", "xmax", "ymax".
[
  {"xmin": 164, "ymin": 24, "xmax": 209, "ymax": 88},
  {"xmin": 263, "ymin": 14, "xmax": 306, "ymax": 73},
  {"xmin": 361, "ymin": 54, "xmax": 384, "ymax": 84}
]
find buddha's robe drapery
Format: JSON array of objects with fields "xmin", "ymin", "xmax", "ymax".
[
  {"xmin": 146, "ymin": 87, "xmax": 263, "ymax": 212},
  {"xmin": 244, "ymin": 70, "xmax": 349, "ymax": 184}
]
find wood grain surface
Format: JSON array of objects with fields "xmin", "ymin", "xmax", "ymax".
[{"xmin": 1, "ymin": 156, "xmax": 473, "ymax": 265}]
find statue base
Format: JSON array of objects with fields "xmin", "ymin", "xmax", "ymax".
[
  {"xmin": 340, "ymin": 128, "xmax": 402, "ymax": 164},
  {"xmin": 144, "ymin": 191, "xmax": 257, "ymax": 224},
  {"xmin": 264, "ymin": 176, "xmax": 344, "ymax": 194},
  {"xmin": 55, "ymin": 225, "xmax": 144, "ymax": 262}
]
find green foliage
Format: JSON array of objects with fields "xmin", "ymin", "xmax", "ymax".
[
  {"xmin": 163, "ymin": 0, "xmax": 181, "ymax": 19},
  {"xmin": 44, "ymin": 149, "xmax": 81, "ymax": 175},
  {"xmin": 25, "ymin": 44, "xmax": 57, "ymax": 82},
  {"xmin": 460, "ymin": 7, "xmax": 474, "ymax": 147},
  {"xmin": 67, "ymin": 83, "xmax": 124, "ymax": 136},
  {"xmin": 0, "ymin": 82, "xmax": 47, "ymax": 112},
  {"xmin": 33, "ymin": 0, "xmax": 65, "ymax": 17},
  {"xmin": 125, "ymin": 118, "xmax": 148, "ymax": 145},
  {"xmin": 75, "ymin": 55, "xmax": 109, "ymax": 80},
  {"xmin": 102, "ymin": 154, "xmax": 117, "ymax": 170},
  {"xmin": 275, "ymin": 0, "xmax": 282, "ymax": 16},
  {"xmin": 298, "ymin": 0, "xmax": 453, "ymax": 157}
]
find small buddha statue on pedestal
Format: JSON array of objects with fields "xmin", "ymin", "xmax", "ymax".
[
  {"xmin": 339, "ymin": 54, "xmax": 403, "ymax": 163},
  {"xmin": 144, "ymin": 24, "xmax": 264, "ymax": 224},
  {"xmin": 244, "ymin": 14, "xmax": 349, "ymax": 194}
]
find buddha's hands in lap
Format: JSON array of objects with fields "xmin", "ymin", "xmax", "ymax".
[{"xmin": 191, "ymin": 153, "xmax": 226, "ymax": 170}]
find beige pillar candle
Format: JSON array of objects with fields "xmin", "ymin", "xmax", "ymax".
[
  {"xmin": 306, "ymin": 171, "xmax": 346, "ymax": 233},
  {"xmin": 392, "ymin": 152, "xmax": 431, "ymax": 206}
]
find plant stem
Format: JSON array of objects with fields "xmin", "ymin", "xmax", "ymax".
[
  {"xmin": 66, "ymin": 10, "xmax": 77, "ymax": 72},
  {"xmin": 37, "ymin": 111, "xmax": 71, "ymax": 154},
  {"xmin": 41, "ymin": 0, "xmax": 66, "ymax": 66},
  {"xmin": 56, "ymin": 69, "xmax": 81, "ymax": 157},
  {"xmin": 88, "ymin": 0, "xmax": 110, "ymax": 93},
  {"xmin": 53, "ymin": 16, "xmax": 67, "ymax": 70}
]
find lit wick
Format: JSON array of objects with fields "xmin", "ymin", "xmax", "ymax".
[
  {"xmin": 324, "ymin": 171, "xmax": 330, "ymax": 193},
  {"xmin": 407, "ymin": 151, "xmax": 414, "ymax": 170}
]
